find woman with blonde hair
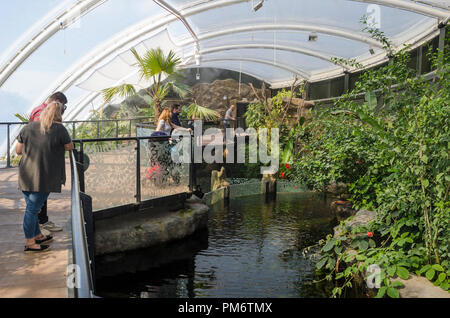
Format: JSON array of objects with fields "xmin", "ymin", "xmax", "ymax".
[
  {"xmin": 16, "ymin": 101, "xmax": 74, "ymax": 253},
  {"xmin": 155, "ymin": 108, "xmax": 191, "ymax": 136}
]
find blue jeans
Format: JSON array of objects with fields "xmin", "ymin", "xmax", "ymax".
[{"xmin": 22, "ymin": 191, "xmax": 50, "ymax": 239}]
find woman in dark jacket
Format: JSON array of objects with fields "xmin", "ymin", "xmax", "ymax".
[{"xmin": 16, "ymin": 102, "xmax": 74, "ymax": 253}]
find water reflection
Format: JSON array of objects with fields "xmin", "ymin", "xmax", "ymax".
[{"xmin": 95, "ymin": 192, "xmax": 337, "ymax": 298}]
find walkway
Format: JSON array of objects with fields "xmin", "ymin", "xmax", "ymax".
[{"xmin": 0, "ymin": 166, "xmax": 71, "ymax": 298}]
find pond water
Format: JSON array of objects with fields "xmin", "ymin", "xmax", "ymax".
[{"xmin": 95, "ymin": 192, "xmax": 338, "ymax": 298}]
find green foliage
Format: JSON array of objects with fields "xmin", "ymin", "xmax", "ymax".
[
  {"xmin": 102, "ymin": 47, "xmax": 189, "ymax": 121},
  {"xmin": 182, "ymin": 103, "xmax": 220, "ymax": 121},
  {"xmin": 14, "ymin": 113, "xmax": 29, "ymax": 122},
  {"xmin": 302, "ymin": 26, "xmax": 450, "ymax": 297}
]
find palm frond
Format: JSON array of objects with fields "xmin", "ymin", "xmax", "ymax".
[
  {"xmin": 14, "ymin": 113, "xmax": 30, "ymax": 122},
  {"xmin": 102, "ymin": 84, "xmax": 137, "ymax": 103},
  {"xmin": 186, "ymin": 103, "xmax": 220, "ymax": 121}
]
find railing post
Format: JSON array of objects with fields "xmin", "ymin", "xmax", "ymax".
[
  {"xmin": 6, "ymin": 124, "xmax": 11, "ymax": 168},
  {"xmin": 79, "ymin": 192, "xmax": 95, "ymax": 291},
  {"xmin": 135, "ymin": 139, "xmax": 141, "ymax": 203},
  {"xmin": 189, "ymin": 135, "xmax": 196, "ymax": 192},
  {"xmin": 79, "ymin": 142, "xmax": 85, "ymax": 193},
  {"xmin": 72, "ymin": 122, "xmax": 76, "ymax": 140},
  {"xmin": 129, "ymin": 120, "xmax": 132, "ymax": 137}
]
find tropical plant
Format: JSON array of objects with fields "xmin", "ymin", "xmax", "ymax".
[
  {"xmin": 102, "ymin": 47, "xmax": 190, "ymax": 123},
  {"xmin": 14, "ymin": 113, "xmax": 29, "ymax": 122},
  {"xmin": 294, "ymin": 24, "xmax": 450, "ymax": 298},
  {"xmin": 181, "ymin": 103, "xmax": 220, "ymax": 121}
]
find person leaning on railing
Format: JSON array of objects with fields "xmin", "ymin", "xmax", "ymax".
[
  {"xmin": 16, "ymin": 102, "xmax": 74, "ymax": 253},
  {"xmin": 154, "ymin": 109, "xmax": 191, "ymax": 137},
  {"xmin": 29, "ymin": 91, "xmax": 68, "ymax": 233}
]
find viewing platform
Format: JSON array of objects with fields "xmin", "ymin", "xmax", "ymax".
[{"xmin": 0, "ymin": 166, "xmax": 71, "ymax": 298}]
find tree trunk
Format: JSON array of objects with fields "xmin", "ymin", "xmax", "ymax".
[{"xmin": 154, "ymin": 99, "xmax": 162, "ymax": 124}]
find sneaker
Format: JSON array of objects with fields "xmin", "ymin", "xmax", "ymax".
[
  {"xmin": 39, "ymin": 227, "xmax": 51, "ymax": 236},
  {"xmin": 40, "ymin": 221, "xmax": 63, "ymax": 232}
]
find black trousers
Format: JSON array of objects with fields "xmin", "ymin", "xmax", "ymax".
[{"xmin": 38, "ymin": 199, "xmax": 48, "ymax": 225}]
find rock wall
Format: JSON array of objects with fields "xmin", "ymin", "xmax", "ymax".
[{"xmin": 190, "ymin": 78, "xmax": 269, "ymax": 117}]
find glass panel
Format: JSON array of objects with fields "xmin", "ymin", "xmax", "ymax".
[
  {"xmin": 0, "ymin": 0, "xmax": 162, "ymax": 123},
  {"xmin": 82, "ymin": 140, "xmax": 137, "ymax": 211},
  {"xmin": 140, "ymin": 138, "xmax": 190, "ymax": 201},
  {"xmin": 186, "ymin": 0, "xmax": 434, "ymax": 39},
  {"xmin": 0, "ymin": 0, "xmax": 77, "ymax": 60}
]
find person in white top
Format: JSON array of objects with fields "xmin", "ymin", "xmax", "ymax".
[{"xmin": 156, "ymin": 109, "xmax": 191, "ymax": 136}]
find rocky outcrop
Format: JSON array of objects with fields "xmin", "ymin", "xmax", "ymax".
[
  {"xmin": 392, "ymin": 276, "xmax": 450, "ymax": 298},
  {"xmin": 333, "ymin": 210, "xmax": 376, "ymax": 238},
  {"xmin": 190, "ymin": 78, "xmax": 269, "ymax": 116},
  {"xmin": 331, "ymin": 200, "xmax": 357, "ymax": 219}
]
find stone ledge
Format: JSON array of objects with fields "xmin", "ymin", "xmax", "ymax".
[
  {"xmin": 94, "ymin": 202, "xmax": 209, "ymax": 256},
  {"xmin": 392, "ymin": 275, "xmax": 450, "ymax": 298}
]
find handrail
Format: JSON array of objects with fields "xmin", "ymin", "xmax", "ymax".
[
  {"xmin": 69, "ymin": 151, "xmax": 95, "ymax": 298},
  {"xmin": 1, "ymin": 117, "xmax": 151, "ymax": 168}
]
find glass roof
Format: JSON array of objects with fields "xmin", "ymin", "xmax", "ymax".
[{"xmin": 0, "ymin": 0, "xmax": 448, "ymax": 123}]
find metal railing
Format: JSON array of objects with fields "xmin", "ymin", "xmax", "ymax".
[
  {"xmin": 0, "ymin": 117, "xmax": 150, "ymax": 169},
  {"xmin": 69, "ymin": 150, "xmax": 95, "ymax": 298}
]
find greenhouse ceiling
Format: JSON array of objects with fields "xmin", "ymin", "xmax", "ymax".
[{"xmin": 0, "ymin": 0, "xmax": 448, "ymax": 121}]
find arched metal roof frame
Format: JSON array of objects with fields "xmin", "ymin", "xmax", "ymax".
[
  {"xmin": 64, "ymin": 64, "xmax": 270, "ymax": 121},
  {"xmin": 0, "ymin": 0, "xmax": 105, "ymax": 87},
  {"xmin": 1, "ymin": 0, "xmax": 448, "ymax": 88},
  {"xmin": 1, "ymin": 0, "xmax": 448, "ymax": 121},
  {"xmin": 188, "ymin": 23, "xmax": 385, "ymax": 48}
]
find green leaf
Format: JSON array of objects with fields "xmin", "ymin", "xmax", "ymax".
[
  {"xmin": 396, "ymin": 267, "xmax": 409, "ymax": 280},
  {"xmin": 375, "ymin": 287, "xmax": 387, "ymax": 298},
  {"xmin": 358, "ymin": 240, "xmax": 369, "ymax": 251},
  {"xmin": 316, "ymin": 257, "xmax": 328, "ymax": 270},
  {"xmin": 387, "ymin": 287, "xmax": 400, "ymax": 298},
  {"xmin": 422, "ymin": 179, "xmax": 429, "ymax": 188},
  {"xmin": 390, "ymin": 281, "xmax": 405, "ymax": 288},
  {"xmin": 419, "ymin": 264, "xmax": 431, "ymax": 275},
  {"xmin": 432, "ymin": 264, "xmax": 444, "ymax": 272},
  {"xmin": 425, "ymin": 268, "xmax": 435, "ymax": 281},
  {"xmin": 421, "ymin": 155, "xmax": 428, "ymax": 164},
  {"xmin": 440, "ymin": 281, "xmax": 449, "ymax": 291},
  {"xmin": 365, "ymin": 91, "xmax": 377, "ymax": 110},
  {"xmin": 387, "ymin": 266, "xmax": 396, "ymax": 277},
  {"xmin": 368, "ymin": 239, "xmax": 376, "ymax": 248},
  {"xmin": 356, "ymin": 254, "xmax": 367, "ymax": 261},
  {"xmin": 322, "ymin": 239, "xmax": 335, "ymax": 252},
  {"xmin": 437, "ymin": 273, "xmax": 446, "ymax": 283}
]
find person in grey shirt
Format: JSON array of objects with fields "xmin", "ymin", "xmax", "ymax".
[
  {"xmin": 16, "ymin": 102, "xmax": 74, "ymax": 253},
  {"xmin": 224, "ymin": 104, "xmax": 235, "ymax": 129}
]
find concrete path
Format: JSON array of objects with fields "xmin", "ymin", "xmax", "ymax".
[{"xmin": 0, "ymin": 167, "xmax": 71, "ymax": 298}]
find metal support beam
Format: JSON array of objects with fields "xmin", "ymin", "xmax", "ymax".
[
  {"xmin": 344, "ymin": 72, "xmax": 350, "ymax": 93},
  {"xmin": 417, "ymin": 45, "xmax": 423, "ymax": 75},
  {"xmin": 195, "ymin": 43, "xmax": 347, "ymax": 69},
  {"xmin": 185, "ymin": 56, "xmax": 310, "ymax": 80},
  {"xmin": 438, "ymin": 24, "xmax": 446, "ymax": 65},
  {"xmin": 153, "ymin": 0, "xmax": 200, "ymax": 53},
  {"xmin": 0, "ymin": 0, "xmax": 105, "ymax": 87}
]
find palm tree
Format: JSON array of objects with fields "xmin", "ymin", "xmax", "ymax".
[{"xmin": 102, "ymin": 47, "xmax": 190, "ymax": 123}]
